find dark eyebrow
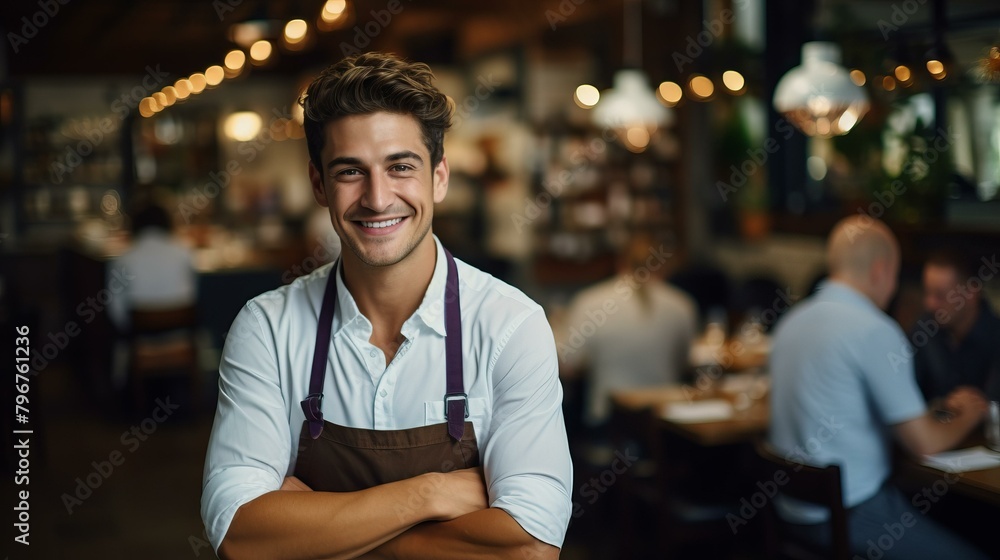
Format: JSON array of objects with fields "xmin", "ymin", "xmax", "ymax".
[
  {"xmin": 386, "ymin": 151, "xmax": 423, "ymax": 165},
  {"xmin": 326, "ymin": 156, "xmax": 363, "ymax": 170},
  {"xmin": 326, "ymin": 152, "xmax": 423, "ymax": 170}
]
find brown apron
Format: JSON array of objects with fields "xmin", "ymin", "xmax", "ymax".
[{"xmin": 293, "ymin": 249, "xmax": 481, "ymax": 492}]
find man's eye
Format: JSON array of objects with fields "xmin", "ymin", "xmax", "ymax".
[
  {"xmin": 337, "ymin": 169, "xmax": 362, "ymax": 177},
  {"xmin": 389, "ymin": 164, "xmax": 413, "ymax": 172}
]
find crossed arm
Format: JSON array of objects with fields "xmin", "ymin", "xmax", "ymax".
[
  {"xmin": 218, "ymin": 471, "xmax": 559, "ymax": 560},
  {"xmin": 209, "ymin": 305, "xmax": 569, "ymax": 560}
]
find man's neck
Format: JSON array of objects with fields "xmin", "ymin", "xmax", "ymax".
[
  {"xmin": 828, "ymin": 275, "xmax": 881, "ymax": 309},
  {"xmin": 341, "ymin": 235, "xmax": 438, "ymax": 355}
]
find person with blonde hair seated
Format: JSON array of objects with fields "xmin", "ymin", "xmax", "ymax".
[{"xmin": 561, "ymin": 234, "xmax": 696, "ymax": 431}]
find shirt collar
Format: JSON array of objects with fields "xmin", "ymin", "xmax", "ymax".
[
  {"xmin": 413, "ymin": 236, "xmax": 449, "ymax": 337},
  {"xmin": 331, "ymin": 235, "xmax": 449, "ymax": 338},
  {"xmin": 135, "ymin": 228, "xmax": 170, "ymax": 241},
  {"xmin": 815, "ymin": 279, "xmax": 881, "ymax": 313}
]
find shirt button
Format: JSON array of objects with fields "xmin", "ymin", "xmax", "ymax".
[
  {"xmin": 369, "ymin": 350, "xmax": 377, "ymax": 358},
  {"xmin": 379, "ymin": 389, "xmax": 388, "ymax": 397}
]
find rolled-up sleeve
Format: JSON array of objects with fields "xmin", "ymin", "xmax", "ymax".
[
  {"xmin": 484, "ymin": 308, "xmax": 573, "ymax": 548},
  {"xmin": 201, "ymin": 302, "xmax": 291, "ymax": 553},
  {"xmin": 863, "ymin": 322, "xmax": 925, "ymax": 425}
]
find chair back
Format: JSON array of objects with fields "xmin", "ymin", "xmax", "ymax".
[
  {"xmin": 753, "ymin": 438, "xmax": 849, "ymax": 560},
  {"xmin": 130, "ymin": 305, "xmax": 198, "ymax": 335}
]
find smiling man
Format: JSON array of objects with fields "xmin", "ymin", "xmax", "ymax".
[{"xmin": 201, "ymin": 53, "xmax": 572, "ymax": 559}]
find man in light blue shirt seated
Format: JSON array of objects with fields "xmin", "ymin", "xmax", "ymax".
[{"xmin": 769, "ymin": 215, "xmax": 989, "ymax": 559}]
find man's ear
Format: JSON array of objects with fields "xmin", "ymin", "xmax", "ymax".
[
  {"xmin": 309, "ymin": 161, "xmax": 328, "ymax": 207},
  {"xmin": 432, "ymin": 155, "xmax": 450, "ymax": 204},
  {"xmin": 872, "ymin": 257, "xmax": 888, "ymax": 286}
]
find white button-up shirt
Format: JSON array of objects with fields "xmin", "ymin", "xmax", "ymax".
[
  {"xmin": 106, "ymin": 229, "xmax": 197, "ymax": 330},
  {"xmin": 201, "ymin": 237, "xmax": 573, "ymax": 552}
]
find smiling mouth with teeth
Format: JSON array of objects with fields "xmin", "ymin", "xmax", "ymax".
[{"xmin": 359, "ymin": 217, "xmax": 404, "ymax": 229}]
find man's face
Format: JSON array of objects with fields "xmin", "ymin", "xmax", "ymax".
[
  {"xmin": 309, "ymin": 112, "xmax": 448, "ymax": 268},
  {"xmin": 923, "ymin": 264, "xmax": 974, "ymax": 327}
]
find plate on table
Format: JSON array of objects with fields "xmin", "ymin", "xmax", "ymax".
[{"xmin": 662, "ymin": 399, "xmax": 734, "ymax": 423}]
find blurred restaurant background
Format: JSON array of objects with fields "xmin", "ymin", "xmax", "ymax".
[{"xmin": 2, "ymin": 0, "xmax": 1000, "ymax": 558}]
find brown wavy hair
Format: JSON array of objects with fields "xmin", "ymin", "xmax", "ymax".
[{"xmin": 299, "ymin": 52, "xmax": 452, "ymax": 176}]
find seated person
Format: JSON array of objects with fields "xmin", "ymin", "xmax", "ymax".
[
  {"xmin": 560, "ymin": 234, "xmax": 696, "ymax": 430},
  {"xmin": 107, "ymin": 202, "xmax": 197, "ymax": 387},
  {"xmin": 912, "ymin": 251, "xmax": 1000, "ymax": 402},
  {"xmin": 108, "ymin": 202, "xmax": 197, "ymax": 330},
  {"xmin": 769, "ymin": 216, "xmax": 988, "ymax": 559}
]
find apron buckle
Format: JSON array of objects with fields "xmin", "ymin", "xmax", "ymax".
[
  {"xmin": 302, "ymin": 392, "xmax": 324, "ymax": 416},
  {"xmin": 301, "ymin": 392, "xmax": 324, "ymax": 420},
  {"xmin": 444, "ymin": 392, "xmax": 469, "ymax": 419},
  {"xmin": 301, "ymin": 393, "xmax": 325, "ymax": 439}
]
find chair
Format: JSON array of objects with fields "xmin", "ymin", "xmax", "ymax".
[
  {"xmin": 603, "ymin": 396, "xmax": 743, "ymax": 558},
  {"xmin": 128, "ymin": 305, "xmax": 200, "ymax": 414},
  {"xmin": 608, "ymin": 401, "xmax": 660, "ymax": 558},
  {"xmin": 752, "ymin": 439, "xmax": 849, "ymax": 560},
  {"xmin": 651, "ymin": 421, "xmax": 743, "ymax": 558}
]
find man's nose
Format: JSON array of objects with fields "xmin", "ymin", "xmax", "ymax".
[{"xmin": 361, "ymin": 173, "xmax": 392, "ymax": 213}]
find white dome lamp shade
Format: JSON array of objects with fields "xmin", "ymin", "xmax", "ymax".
[
  {"xmin": 773, "ymin": 42, "xmax": 870, "ymax": 138},
  {"xmin": 592, "ymin": 69, "xmax": 673, "ymax": 153}
]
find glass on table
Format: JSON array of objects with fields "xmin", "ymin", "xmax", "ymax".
[{"xmin": 987, "ymin": 401, "xmax": 1000, "ymax": 452}]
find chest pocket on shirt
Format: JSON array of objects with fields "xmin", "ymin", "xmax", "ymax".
[{"xmin": 424, "ymin": 397, "xmax": 489, "ymax": 431}]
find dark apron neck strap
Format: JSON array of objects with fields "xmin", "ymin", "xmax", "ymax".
[
  {"xmin": 443, "ymin": 248, "xmax": 467, "ymax": 441},
  {"xmin": 301, "ymin": 259, "xmax": 340, "ymax": 439},
  {"xmin": 301, "ymin": 250, "xmax": 466, "ymax": 441}
]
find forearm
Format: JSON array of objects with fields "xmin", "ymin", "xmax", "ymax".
[
  {"xmin": 932, "ymin": 413, "xmax": 983, "ymax": 453},
  {"xmin": 218, "ymin": 474, "xmax": 442, "ymax": 560},
  {"xmin": 898, "ymin": 413, "xmax": 982, "ymax": 456},
  {"xmin": 372, "ymin": 508, "xmax": 559, "ymax": 560}
]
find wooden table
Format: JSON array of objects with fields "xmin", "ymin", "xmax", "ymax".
[
  {"xmin": 611, "ymin": 383, "xmax": 1000, "ymax": 559},
  {"xmin": 612, "ymin": 384, "xmax": 1000, "ymax": 506},
  {"xmin": 611, "ymin": 383, "xmax": 768, "ymax": 447},
  {"xmin": 895, "ymin": 439, "xmax": 1000, "ymax": 508}
]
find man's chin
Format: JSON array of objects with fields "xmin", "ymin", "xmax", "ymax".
[{"xmin": 343, "ymin": 237, "xmax": 407, "ymax": 268}]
